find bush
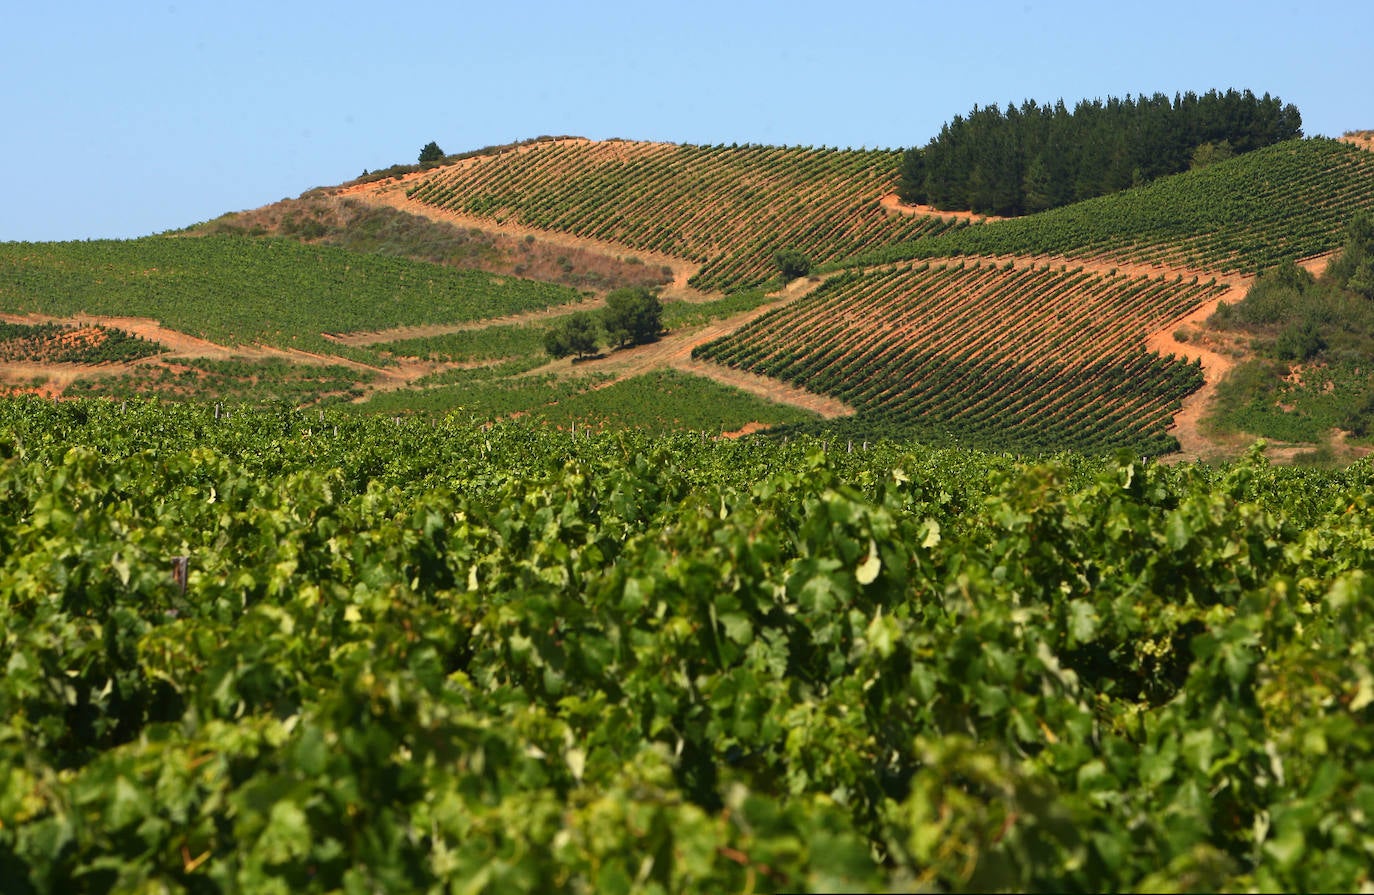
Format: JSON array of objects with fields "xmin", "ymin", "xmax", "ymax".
[{"xmin": 1274, "ymin": 319, "xmax": 1325, "ymax": 361}]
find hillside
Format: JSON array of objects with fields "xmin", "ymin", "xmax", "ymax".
[
  {"xmin": 695, "ymin": 260, "xmax": 1217, "ymax": 454},
  {"xmin": 1, "ymin": 133, "xmax": 1372, "ymax": 457}
]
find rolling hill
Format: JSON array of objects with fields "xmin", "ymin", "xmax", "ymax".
[{"xmin": 1, "ymin": 132, "xmax": 1372, "ymax": 457}]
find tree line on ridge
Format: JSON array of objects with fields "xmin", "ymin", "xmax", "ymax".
[{"xmin": 898, "ymin": 89, "xmax": 1303, "ymax": 217}]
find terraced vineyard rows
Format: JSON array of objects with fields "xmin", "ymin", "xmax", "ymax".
[
  {"xmin": 695, "ymin": 261, "xmax": 1224, "ymax": 453},
  {"xmin": 852, "ymin": 139, "xmax": 1374, "ymax": 275},
  {"xmin": 403, "ymin": 141, "xmax": 962, "ymax": 291},
  {"xmin": 0, "ymin": 237, "xmax": 584, "ymax": 353}
]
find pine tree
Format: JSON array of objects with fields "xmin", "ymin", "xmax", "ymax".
[{"xmin": 418, "ymin": 141, "xmax": 445, "ymax": 164}]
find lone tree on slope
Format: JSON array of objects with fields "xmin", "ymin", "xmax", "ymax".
[
  {"xmin": 418, "ymin": 141, "xmax": 445, "ymax": 164},
  {"xmin": 544, "ymin": 312, "xmax": 601, "ymax": 360},
  {"xmin": 601, "ymin": 287, "xmax": 663, "ymax": 349}
]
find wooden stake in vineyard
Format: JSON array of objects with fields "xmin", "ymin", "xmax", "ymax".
[{"xmin": 170, "ymin": 556, "xmax": 190, "ymax": 596}]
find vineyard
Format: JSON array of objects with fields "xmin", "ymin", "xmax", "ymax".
[
  {"xmin": 0, "ymin": 236, "xmax": 584, "ymax": 353},
  {"xmin": 694, "ymin": 261, "xmax": 1221, "ymax": 453},
  {"xmin": 65, "ymin": 357, "xmax": 374, "ymax": 406},
  {"xmin": 2, "ymin": 133, "xmax": 1372, "ymax": 451},
  {"xmin": 400, "ymin": 140, "xmax": 963, "ymax": 291},
  {"xmin": 3, "ymin": 400, "xmax": 1374, "ymax": 891},
  {"xmin": 0, "ymin": 321, "xmax": 165, "ymax": 365},
  {"xmin": 851, "ymin": 139, "xmax": 1374, "ymax": 275}
]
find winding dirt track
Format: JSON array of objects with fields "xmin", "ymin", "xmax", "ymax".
[
  {"xmin": 344, "ymin": 159, "xmax": 1314, "ymax": 452},
  {"xmin": 11, "ymin": 139, "xmax": 1359, "ymax": 453},
  {"xmin": 523, "ymin": 275, "xmax": 854, "ymax": 419},
  {"xmin": 341, "ymin": 171, "xmax": 705, "ymax": 296},
  {"xmin": 880, "ymin": 193, "xmax": 1008, "ymax": 223}
]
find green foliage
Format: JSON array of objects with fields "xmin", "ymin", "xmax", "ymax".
[
  {"xmin": 356, "ymin": 367, "xmax": 609, "ymax": 418},
  {"xmin": 527, "ymin": 369, "xmax": 819, "ymax": 433},
  {"xmin": 851, "ymin": 139, "xmax": 1374, "ymax": 276},
  {"xmin": 602, "ymin": 287, "xmax": 663, "ymax": 348},
  {"xmin": 905, "ymin": 89, "xmax": 1302, "ymax": 216},
  {"xmin": 1189, "ymin": 139, "xmax": 1235, "ymax": 170},
  {"xmin": 418, "ymin": 141, "xmax": 445, "ymax": 164},
  {"xmin": 1326, "ymin": 212, "xmax": 1374, "ymax": 298},
  {"xmin": 1274, "ymin": 319, "xmax": 1325, "ymax": 361},
  {"xmin": 0, "ymin": 237, "xmax": 585, "ymax": 353},
  {"xmin": 544, "ymin": 311, "xmax": 601, "ymax": 359},
  {"xmin": 404, "ymin": 141, "xmax": 962, "ymax": 291},
  {"xmin": 5, "ymin": 401, "xmax": 1374, "ymax": 890},
  {"xmin": 773, "ymin": 249, "xmax": 812, "ymax": 282},
  {"xmin": 1206, "ymin": 234, "xmax": 1374, "ymax": 442},
  {"xmin": 659, "ymin": 289, "xmax": 777, "ymax": 329},
  {"xmin": 0, "ymin": 322, "xmax": 165, "ymax": 365},
  {"xmin": 373, "ymin": 321, "xmax": 550, "ymax": 363},
  {"xmin": 63, "ymin": 357, "xmax": 373, "ymax": 406}
]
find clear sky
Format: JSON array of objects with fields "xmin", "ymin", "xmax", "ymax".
[{"xmin": 2, "ymin": 0, "xmax": 1369, "ymax": 242}]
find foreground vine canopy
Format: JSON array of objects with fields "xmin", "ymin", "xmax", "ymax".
[{"xmin": 3, "ymin": 398, "xmax": 1374, "ymax": 892}]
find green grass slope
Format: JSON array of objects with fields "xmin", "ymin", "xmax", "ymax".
[{"xmin": 0, "ymin": 236, "xmax": 584, "ymax": 352}]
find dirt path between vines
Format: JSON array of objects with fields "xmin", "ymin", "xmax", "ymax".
[
  {"xmin": 0, "ymin": 312, "xmax": 452, "ymax": 400},
  {"xmin": 528, "ymin": 276, "xmax": 855, "ymax": 419},
  {"xmin": 1138, "ymin": 252, "xmax": 1333, "ymax": 462},
  {"xmin": 880, "ymin": 193, "xmax": 1007, "ymax": 223},
  {"xmin": 339, "ymin": 173, "xmax": 706, "ymax": 297},
  {"xmin": 324, "ymin": 298, "xmax": 609, "ymax": 347}
]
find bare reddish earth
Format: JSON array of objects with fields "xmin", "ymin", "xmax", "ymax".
[
  {"xmin": 10, "ymin": 136, "xmax": 1360, "ymax": 454},
  {"xmin": 1342, "ymin": 131, "xmax": 1374, "ymax": 153},
  {"xmin": 880, "ymin": 193, "xmax": 1008, "ymax": 223}
]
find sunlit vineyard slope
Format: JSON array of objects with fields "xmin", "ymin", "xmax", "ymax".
[
  {"xmin": 696, "ymin": 260, "xmax": 1219, "ymax": 453},
  {"xmin": 855, "ymin": 139, "xmax": 1374, "ymax": 274},
  {"xmin": 0, "ymin": 236, "xmax": 584, "ymax": 352},
  {"xmin": 396, "ymin": 139, "xmax": 962, "ymax": 291}
]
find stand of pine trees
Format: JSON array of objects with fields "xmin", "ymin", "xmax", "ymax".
[{"xmin": 899, "ymin": 89, "xmax": 1302, "ymax": 217}]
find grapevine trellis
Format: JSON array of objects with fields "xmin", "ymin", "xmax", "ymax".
[
  {"xmin": 851, "ymin": 138, "xmax": 1374, "ymax": 275},
  {"xmin": 403, "ymin": 141, "xmax": 963, "ymax": 291},
  {"xmin": 694, "ymin": 261, "xmax": 1224, "ymax": 453}
]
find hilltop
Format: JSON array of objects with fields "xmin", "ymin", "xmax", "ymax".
[{"xmin": 2, "ymin": 123, "xmax": 1373, "ymax": 459}]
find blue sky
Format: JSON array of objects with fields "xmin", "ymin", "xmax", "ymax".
[{"xmin": 2, "ymin": 0, "xmax": 1369, "ymax": 242}]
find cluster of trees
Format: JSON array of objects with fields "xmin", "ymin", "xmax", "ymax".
[
  {"xmin": 544, "ymin": 287, "xmax": 663, "ymax": 359},
  {"xmin": 898, "ymin": 89, "xmax": 1303, "ymax": 217}
]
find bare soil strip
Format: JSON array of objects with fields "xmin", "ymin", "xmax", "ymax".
[
  {"xmin": 526, "ymin": 277, "xmax": 855, "ymax": 419},
  {"xmin": 1137, "ymin": 252, "xmax": 1335, "ymax": 461},
  {"xmin": 1342, "ymin": 131, "xmax": 1374, "ymax": 153},
  {"xmin": 880, "ymin": 193, "xmax": 1007, "ymax": 223},
  {"xmin": 340, "ymin": 174, "xmax": 705, "ymax": 296},
  {"xmin": 324, "ymin": 298, "xmax": 609, "ymax": 347}
]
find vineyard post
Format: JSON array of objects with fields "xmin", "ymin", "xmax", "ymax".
[{"xmin": 170, "ymin": 556, "xmax": 189, "ymax": 595}]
